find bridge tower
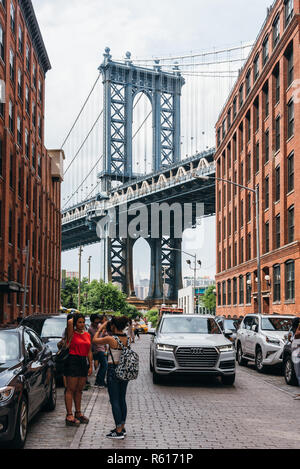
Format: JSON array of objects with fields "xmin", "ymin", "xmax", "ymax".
[{"xmin": 98, "ymin": 48, "xmax": 185, "ymax": 303}]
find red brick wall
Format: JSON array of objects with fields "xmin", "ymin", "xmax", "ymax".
[
  {"xmin": 0, "ymin": 0, "xmax": 61, "ymax": 324},
  {"xmin": 215, "ymin": 0, "xmax": 300, "ymax": 318}
]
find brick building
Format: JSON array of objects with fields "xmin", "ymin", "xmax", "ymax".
[
  {"xmin": 0, "ymin": 0, "xmax": 63, "ymax": 324},
  {"xmin": 215, "ymin": 0, "xmax": 299, "ymax": 317}
]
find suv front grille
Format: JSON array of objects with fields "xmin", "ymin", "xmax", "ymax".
[{"xmin": 175, "ymin": 347, "xmax": 218, "ymax": 368}]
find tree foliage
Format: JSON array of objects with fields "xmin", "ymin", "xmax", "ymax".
[{"xmin": 202, "ymin": 285, "xmax": 216, "ymax": 311}]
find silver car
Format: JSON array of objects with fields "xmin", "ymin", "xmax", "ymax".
[{"xmin": 149, "ymin": 314, "xmax": 236, "ymax": 385}]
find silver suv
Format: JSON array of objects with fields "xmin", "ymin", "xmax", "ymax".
[
  {"xmin": 236, "ymin": 314, "xmax": 296, "ymax": 372},
  {"xmin": 149, "ymin": 314, "xmax": 236, "ymax": 385}
]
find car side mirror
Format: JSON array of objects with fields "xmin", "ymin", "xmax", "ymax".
[
  {"xmin": 28, "ymin": 347, "xmax": 39, "ymax": 360},
  {"xmin": 148, "ymin": 331, "xmax": 156, "ymax": 336},
  {"xmin": 224, "ymin": 329, "xmax": 233, "ymax": 337},
  {"xmin": 252, "ymin": 325, "xmax": 258, "ymax": 332}
]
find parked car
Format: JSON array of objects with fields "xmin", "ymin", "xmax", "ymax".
[
  {"xmin": 215, "ymin": 317, "xmax": 242, "ymax": 345},
  {"xmin": 236, "ymin": 314, "xmax": 296, "ymax": 373},
  {"xmin": 0, "ymin": 325, "xmax": 56, "ymax": 448},
  {"xmin": 149, "ymin": 314, "xmax": 236, "ymax": 385},
  {"xmin": 282, "ymin": 328, "xmax": 299, "ymax": 386},
  {"xmin": 19, "ymin": 314, "xmax": 91, "ymax": 381}
]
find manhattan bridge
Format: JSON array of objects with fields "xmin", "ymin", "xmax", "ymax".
[{"xmin": 61, "ymin": 43, "xmax": 253, "ymax": 306}]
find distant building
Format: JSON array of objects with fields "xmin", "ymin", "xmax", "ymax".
[
  {"xmin": 178, "ymin": 284, "xmax": 216, "ymax": 315},
  {"xmin": 183, "ymin": 276, "xmax": 215, "ymax": 288}
]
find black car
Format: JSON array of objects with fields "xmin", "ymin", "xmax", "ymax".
[
  {"xmin": 283, "ymin": 335, "xmax": 298, "ymax": 386},
  {"xmin": 0, "ymin": 325, "xmax": 56, "ymax": 448},
  {"xmin": 20, "ymin": 314, "xmax": 91, "ymax": 382}
]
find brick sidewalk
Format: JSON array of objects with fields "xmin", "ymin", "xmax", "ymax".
[{"xmin": 25, "ymin": 335, "xmax": 300, "ymax": 449}]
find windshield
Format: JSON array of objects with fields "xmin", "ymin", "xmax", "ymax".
[
  {"xmin": 41, "ymin": 318, "xmax": 67, "ymax": 338},
  {"xmin": 160, "ymin": 317, "xmax": 221, "ymax": 334},
  {"xmin": 261, "ymin": 317, "xmax": 294, "ymax": 332},
  {"xmin": 0, "ymin": 332, "xmax": 20, "ymax": 363},
  {"xmin": 224, "ymin": 319, "xmax": 239, "ymax": 331}
]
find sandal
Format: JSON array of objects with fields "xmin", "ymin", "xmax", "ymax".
[
  {"xmin": 75, "ymin": 412, "xmax": 89, "ymax": 424},
  {"xmin": 66, "ymin": 414, "xmax": 80, "ymax": 427}
]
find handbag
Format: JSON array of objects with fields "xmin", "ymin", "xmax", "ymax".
[{"xmin": 55, "ymin": 334, "xmax": 73, "ymax": 363}]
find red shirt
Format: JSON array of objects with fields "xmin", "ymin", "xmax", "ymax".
[{"xmin": 69, "ymin": 332, "xmax": 91, "ymax": 357}]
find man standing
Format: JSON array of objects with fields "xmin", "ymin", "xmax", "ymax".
[{"xmin": 88, "ymin": 314, "xmax": 108, "ymax": 388}]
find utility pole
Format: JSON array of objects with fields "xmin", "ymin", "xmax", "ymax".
[
  {"xmin": 78, "ymin": 246, "xmax": 83, "ymax": 310},
  {"xmin": 88, "ymin": 256, "xmax": 92, "ymax": 284}
]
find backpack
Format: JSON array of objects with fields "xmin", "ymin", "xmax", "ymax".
[{"xmin": 110, "ymin": 336, "xmax": 139, "ymax": 382}]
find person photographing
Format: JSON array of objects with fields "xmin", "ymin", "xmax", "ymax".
[{"xmin": 93, "ymin": 316, "xmax": 137, "ymax": 440}]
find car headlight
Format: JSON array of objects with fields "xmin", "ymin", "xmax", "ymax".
[
  {"xmin": 0, "ymin": 386, "xmax": 15, "ymax": 403},
  {"xmin": 265, "ymin": 336, "xmax": 280, "ymax": 346},
  {"xmin": 156, "ymin": 344, "xmax": 174, "ymax": 352},
  {"xmin": 218, "ymin": 345, "xmax": 234, "ymax": 352}
]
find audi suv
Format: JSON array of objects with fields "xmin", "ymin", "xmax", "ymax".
[{"xmin": 149, "ymin": 314, "xmax": 236, "ymax": 385}]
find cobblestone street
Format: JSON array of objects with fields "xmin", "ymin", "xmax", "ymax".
[{"xmin": 25, "ymin": 335, "xmax": 300, "ymax": 450}]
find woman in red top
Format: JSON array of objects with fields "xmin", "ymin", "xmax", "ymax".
[{"xmin": 64, "ymin": 314, "xmax": 93, "ymax": 426}]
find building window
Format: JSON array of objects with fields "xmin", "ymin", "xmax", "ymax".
[
  {"xmin": 217, "ymin": 128, "xmax": 221, "ymax": 147},
  {"xmin": 263, "ymin": 35, "xmax": 269, "ymax": 65},
  {"xmin": 233, "ymin": 97, "xmax": 237, "ymax": 120},
  {"xmin": 17, "ymin": 116, "xmax": 22, "ymax": 146},
  {"xmin": 239, "ymin": 84, "xmax": 244, "ymax": 109},
  {"xmin": 8, "ymin": 209, "xmax": 13, "ymax": 244},
  {"xmin": 288, "ymin": 205, "xmax": 294, "ymax": 243},
  {"xmin": 273, "ymin": 14, "xmax": 280, "ymax": 48},
  {"xmin": 247, "ymin": 152, "xmax": 251, "ymax": 182},
  {"xmin": 246, "ymin": 273, "xmax": 252, "ymax": 304},
  {"xmin": 33, "ymin": 63, "xmax": 37, "ymax": 89},
  {"xmin": 284, "ymin": 0, "xmax": 294, "ymax": 27},
  {"xmin": 32, "ymin": 143, "xmax": 36, "ymax": 169},
  {"xmin": 253, "ymin": 54, "xmax": 259, "ymax": 82},
  {"xmin": 287, "ymin": 152, "xmax": 294, "ymax": 193},
  {"xmin": 17, "ymin": 218, "xmax": 21, "ymax": 249},
  {"xmin": 239, "ymin": 123, "xmax": 244, "ymax": 151},
  {"xmin": 9, "ymin": 153, "xmax": 14, "ymax": 188},
  {"xmin": 227, "ymin": 280, "xmax": 231, "ymax": 306},
  {"xmin": 274, "ymin": 65, "xmax": 280, "ymax": 103},
  {"xmin": 9, "ymin": 49, "xmax": 14, "ymax": 82},
  {"xmin": 17, "ymin": 69, "xmax": 23, "ymax": 99},
  {"xmin": 234, "ymin": 242, "xmax": 237, "ymax": 267},
  {"xmin": 240, "ymin": 237, "xmax": 244, "ymax": 264},
  {"xmin": 38, "ymin": 114, "xmax": 42, "ymax": 139},
  {"xmin": 287, "ymin": 99, "xmax": 294, "ymax": 139},
  {"xmin": 234, "ymin": 206, "xmax": 237, "ymax": 232},
  {"xmin": 217, "ymin": 283, "xmax": 221, "ymax": 306},
  {"xmin": 265, "ymin": 221, "xmax": 270, "ymax": 253},
  {"xmin": 32, "ymin": 101, "xmax": 36, "ymax": 128},
  {"xmin": 286, "ymin": 42, "xmax": 294, "ymax": 87},
  {"xmin": 227, "ymin": 108, "xmax": 231, "ymax": 130},
  {"xmin": 0, "ymin": 23, "xmax": 4, "ymax": 61},
  {"xmin": 18, "ymin": 164, "xmax": 22, "ymax": 198},
  {"xmin": 265, "ymin": 130, "xmax": 269, "ymax": 163},
  {"xmin": 275, "ymin": 166, "xmax": 280, "ymax": 202},
  {"xmin": 275, "ymin": 214, "xmax": 280, "ymax": 249},
  {"xmin": 263, "ymin": 82, "xmax": 269, "ymax": 117},
  {"xmin": 10, "ymin": 2, "xmax": 15, "ymax": 32},
  {"xmin": 239, "ymin": 200, "xmax": 243, "ymax": 229},
  {"xmin": 26, "ymin": 44, "xmax": 30, "ymax": 72},
  {"xmin": 246, "ymin": 69, "xmax": 251, "ymax": 96},
  {"xmin": 247, "ymin": 233, "xmax": 251, "ymax": 260},
  {"xmin": 247, "ymin": 193, "xmax": 251, "ymax": 222},
  {"xmin": 275, "ymin": 116, "xmax": 280, "ymax": 151},
  {"xmin": 285, "ymin": 260, "xmax": 295, "ymax": 301},
  {"xmin": 246, "ymin": 111, "xmax": 251, "ymax": 142},
  {"xmin": 25, "ymin": 129, "xmax": 29, "ymax": 158},
  {"xmin": 233, "ymin": 134, "xmax": 237, "ymax": 161},
  {"xmin": 265, "ymin": 176, "xmax": 269, "ymax": 210},
  {"xmin": 9, "ymin": 100, "xmax": 14, "ymax": 133},
  {"xmin": 239, "ymin": 276, "xmax": 244, "ymax": 305},
  {"xmin": 18, "ymin": 25, "xmax": 23, "ymax": 54},
  {"xmin": 254, "ymin": 98, "xmax": 259, "ymax": 132},
  {"xmin": 38, "ymin": 80, "xmax": 42, "ymax": 102},
  {"xmin": 255, "ymin": 142, "xmax": 259, "ymax": 174},
  {"xmin": 222, "ymin": 118, "xmax": 226, "ymax": 139},
  {"xmin": 222, "ymin": 281, "xmax": 226, "ymax": 306},
  {"xmin": 273, "ymin": 265, "xmax": 281, "ymax": 302},
  {"xmin": 233, "ymin": 278, "xmax": 237, "ymax": 305}
]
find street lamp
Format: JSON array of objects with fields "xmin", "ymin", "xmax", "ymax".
[
  {"xmin": 162, "ymin": 266, "xmax": 168, "ymax": 306},
  {"xmin": 196, "ymin": 173, "xmax": 262, "ymax": 315}
]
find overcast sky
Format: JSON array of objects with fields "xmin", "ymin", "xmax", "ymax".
[{"xmin": 31, "ymin": 0, "xmax": 273, "ymax": 284}]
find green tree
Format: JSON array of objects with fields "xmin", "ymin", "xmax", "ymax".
[
  {"xmin": 146, "ymin": 309, "xmax": 159, "ymax": 328},
  {"xmin": 202, "ymin": 285, "xmax": 216, "ymax": 311},
  {"xmin": 61, "ymin": 278, "xmax": 78, "ymax": 309}
]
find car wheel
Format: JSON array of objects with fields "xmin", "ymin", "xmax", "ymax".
[
  {"xmin": 221, "ymin": 374, "xmax": 235, "ymax": 386},
  {"xmin": 43, "ymin": 374, "xmax": 57, "ymax": 411},
  {"xmin": 150, "ymin": 354, "xmax": 154, "ymax": 373},
  {"xmin": 255, "ymin": 347, "xmax": 265, "ymax": 373},
  {"xmin": 284, "ymin": 357, "xmax": 298, "ymax": 386},
  {"xmin": 237, "ymin": 343, "xmax": 247, "ymax": 366},
  {"xmin": 152, "ymin": 371, "xmax": 162, "ymax": 385},
  {"xmin": 11, "ymin": 396, "xmax": 28, "ymax": 449}
]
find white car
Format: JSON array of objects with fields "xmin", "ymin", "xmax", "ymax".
[{"xmin": 236, "ymin": 314, "xmax": 296, "ymax": 372}]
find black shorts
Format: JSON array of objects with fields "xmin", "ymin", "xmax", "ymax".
[{"xmin": 64, "ymin": 355, "xmax": 89, "ymax": 378}]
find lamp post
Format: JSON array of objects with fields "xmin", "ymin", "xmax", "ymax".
[
  {"xmin": 162, "ymin": 266, "xmax": 168, "ymax": 306},
  {"xmin": 168, "ymin": 247, "xmax": 201, "ymax": 313},
  {"xmin": 196, "ymin": 173, "xmax": 262, "ymax": 315}
]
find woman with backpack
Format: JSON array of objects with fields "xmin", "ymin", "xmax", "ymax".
[{"xmin": 93, "ymin": 316, "xmax": 137, "ymax": 440}]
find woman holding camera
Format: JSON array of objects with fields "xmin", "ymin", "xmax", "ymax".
[
  {"xmin": 93, "ymin": 316, "xmax": 131, "ymax": 440},
  {"xmin": 64, "ymin": 314, "xmax": 93, "ymax": 426}
]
